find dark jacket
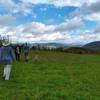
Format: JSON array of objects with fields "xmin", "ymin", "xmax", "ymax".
[{"xmin": 15, "ymin": 46, "xmax": 21, "ymax": 54}]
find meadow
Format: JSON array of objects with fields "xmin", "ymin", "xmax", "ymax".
[{"xmin": 0, "ymin": 50, "xmax": 100, "ymax": 100}]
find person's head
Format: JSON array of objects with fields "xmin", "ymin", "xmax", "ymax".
[
  {"xmin": 17, "ymin": 44, "xmax": 19, "ymax": 47},
  {"xmin": 25, "ymin": 43, "xmax": 28, "ymax": 46},
  {"xmin": 2, "ymin": 39, "xmax": 10, "ymax": 47}
]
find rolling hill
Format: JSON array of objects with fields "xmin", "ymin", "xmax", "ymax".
[
  {"xmin": 83, "ymin": 41, "xmax": 100, "ymax": 51},
  {"xmin": 63, "ymin": 47, "xmax": 98, "ymax": 54}
]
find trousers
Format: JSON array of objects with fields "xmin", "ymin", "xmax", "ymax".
[{"xmin": 3, "ymin": 65, "xmax": 11, "ymax": 80}]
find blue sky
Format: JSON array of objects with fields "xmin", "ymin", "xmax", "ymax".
[
  {"xmin": 8, "ymin": 4, "xmax": 77, "ymax": 25},
  {"xmin": 0, "ymin": 0, "xmax": 100, "ymax": 44}
]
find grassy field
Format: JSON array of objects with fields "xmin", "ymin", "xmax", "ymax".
[{"xmin": 0, "ymin": 50, "xmax": 100, "ymax": 100}]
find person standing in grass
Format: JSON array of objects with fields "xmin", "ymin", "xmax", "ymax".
[
  {"xmin": 14, "ymin": 44, "xmax": 21, "ymax": 61},
  {"xmin": 34, "ymin": 51, "xmax": 39, "ymax": 62},
  {"xmin": 23, "ymin": 43, "xmax": 30, "ymax": 62},
  {"xmin": 0, "ymin": 39, "xmax": 15, "ymax": 80}
]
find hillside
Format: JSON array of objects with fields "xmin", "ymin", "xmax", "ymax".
[
  {"xmin": 83, "ymin": 41, "xmax": 100, "ymax": 51},
  {"xmin": 63, "ymin": 47, "xmax": 98, "ymax": 54}
]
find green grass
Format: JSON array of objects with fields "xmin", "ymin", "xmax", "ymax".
[{"xmin": 0, "ymin": 50, "xmax": 100, "ymax": 100}]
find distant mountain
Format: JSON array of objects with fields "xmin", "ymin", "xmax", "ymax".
[
  {"xmin": 30, "ymin": 42, "xmax": 66, "ymax": 48},
  {"xmin": 63, "ymin": 47, "xmax": 97, "ymax": 54},
  {"xmin": 31, "ymin": 42, "xmax": 82, "ymax": 48},
  {"xmin": 83, "ymin": 41, "xmax": 100, "ymax": 51}
]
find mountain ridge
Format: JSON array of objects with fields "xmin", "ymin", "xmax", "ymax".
[{"xmin": 83, "ymin": 41, "xmax": 100, "ymax": 51}]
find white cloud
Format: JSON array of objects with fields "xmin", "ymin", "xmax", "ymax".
[
  {"xmin": 70, "ymin": 1, "xmax": 100, "ymax": 22},
  {"xmin": 88, "ymin": 1, "xmax": 100, "ymax": 13},
  {"xmin": 0, "ymin": 19, "xmax": 97, "ymax": 45},
  {"xmin": 20, "ymin": 22, "xmax": 50, "ymax": 34},
  {"xmin": 0, "ymin": 22, "xmax": 100, "ymax": 45},
  {"xmin": 0, "ymin": 0, "xmax": 99, "ymax": 19},
  {"xmin": 12, "ymin": 17, "xmax": 84, "ymax": 36},
  {"xmin": 0, "ymin": 26, "xmax": 8, "ymax": 33},
  {"xmin": 0, "ymin": 15, "xmax": 16, "ymax": 26},
  {"xmin": 21, "ymin": 0, "xmax": 99, "ymax": 7},
  {"xmin": 0, "ymin": 0, "xmax": 32, "ymax": 16},
  {"xmin": 85, "ymin": 13, "xmax": 100, "ymax": 21},
  {"xmin": 0, "ymin": 19, "xmax": 84, "ymax": 43},
  {"xmin": 0, "ymin": 0, "xmax": 99, "ymax": 16},
  {"xmin": 55, "ymin": 17, "xmax": 84, "ymax": 32},
  {"xmin": 95, "ymin": 27, "xmax": 100, "ymax": 33},
  {"xmin": 0, "ymin": 0, "xmax": 99, "ymax": 45}
]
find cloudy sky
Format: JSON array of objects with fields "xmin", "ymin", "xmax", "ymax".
[{"xmin": 0, "ymin": 0, "xmax": 100, "ymax": 45}]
